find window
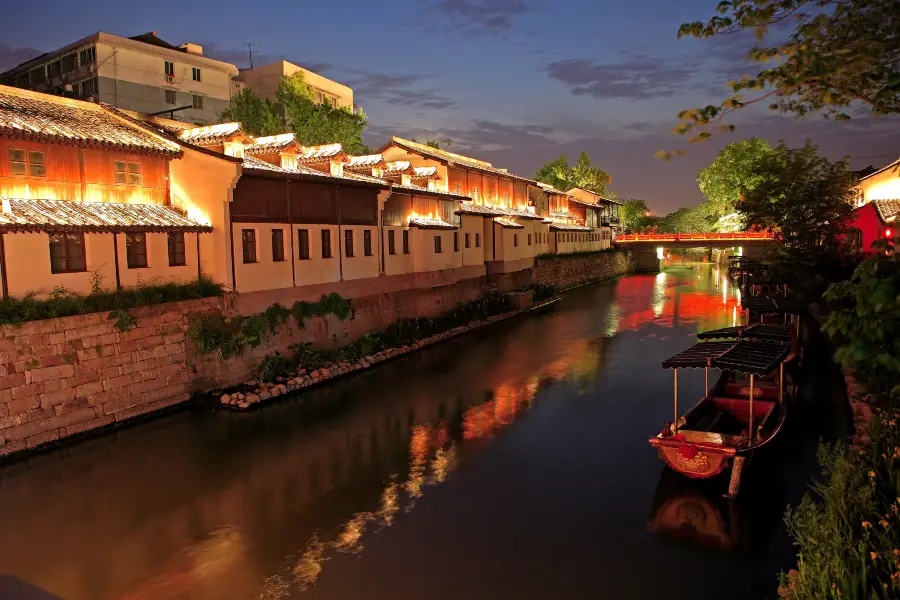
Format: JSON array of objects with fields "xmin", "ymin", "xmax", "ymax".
[
  {"xmin": 402, "ymin": 230, "xmax": 409, "ymax": 254},
  {"xmin": 81, "ymin": 77, "xmax": 98, "ymax": 98},
  {"xmin": 114, "ymin": 161, "xmax": 141, "ymax": 185},
  {"xmin": 331, "ymin": 97, "xmax": 338, "ymax": 108},
  {"xmin": 472, "ymin": 187, "xmax": 479, "ymax": 201},
  {"xmin": 167, "ymin": 232, "xmax": 186, "ymax": 266},
  {"xmin": 61, "ymin": 54, "xmax": 77, "ymax": 73},
  {"xmin": 454, "ymin": 182, "xmax": 462, "ymax": 194},
  {"xmin": 49, "ymin": 233, "xmax": 86, "ymax": 273},
  {"xmin": 165, "ymin": 89, "xmax": 176, "ymax": 104},
  {"xmin": 241, "ymin": 229, "xmax": 257, "ymax": 263},
  {"xmin": 388, "ymin": 230, "xmax": 396, "ymax": 255},
  {"xmin": 9, "ymin": 150, "xmax": 45, "ymax": 177},
  {"xmin": 322, "ymin": 230, "xmax": 332, "ymax": 258},
  {"xmin": 164, "ymin": 61, "xmax": 174, "ymax": 77},
  {"xmin": 434, "ymin": 235, "xmax": 442, "ymax": 254},
  {"xmin": 192, "ymin": 67, "xmax": 201, "ymax": 81},
  {"xmin": 344, "ymin": 230, "xmax": 354, "ymax": 257},
  {"xmin": 465, "ymin": 233, "xmax": 470, "ymax": 248},
  {"xmin": 364, "ymin": 229, "xmax": 373, "ymax": 256},
  {"xmin": 47, "ymin": 61, "xmax": 61, "ymax": 79},
  {"xmin": 29, "ymin": 68, "xmax": 44, "ymax": 86},
  {"xmin": 315, "ymin": 91, "xmax": 323, "ymax": 103},
  {"xmin": 528, "ymin": 234, "xmax": 532, "ymax": 246},
  {"xmin": 272, "ymin": 229, "xmax": 285, "ymax": 262},
  {"xmin": 514, "ymin": 234, "xmax": 519, "ymax": 247},
  {"xmin": 79, "ymin": 46, "xmax": 96, "ymax": 66},
  {"xmin": 298, "ymin": 228, "xmax": 310, "ymax": 259},
  {"xmin": 192, "ymin": 94, "xmax": 203, "ymax": 110},
  {"xmin": 475, "ymin": 233, "xmax": 481, "ymax": 248},
  {"xmin": 454, "ymin": 232, "xmax": 459, "ymax": 252},
  {"xmin": 125, "ymin": 233, "xmax": 148, "ymax": 268}
]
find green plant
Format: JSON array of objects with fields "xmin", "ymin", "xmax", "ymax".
[
  {"xmin": 256, "ymin": 351, "xmax": 292, "ymax": 383},
  {"xmin": 187, "ymin": 303, "xmax": 291, "ymax": 361},
  {"xmin": 291, "ymin": 293, "xmax": 352, "ymax": 328},
  {"xmin": 822, "ymin": 240, "xmax": 900, "ymax": 405},
  {"xmin": 108, "ymin": 308, "xmax": 136, "ymax": 332},
  {"xmin": 0, "ymin": 276, "xmax": 224, "ymax": 325},
  {"xmin": 780, "ymin": 411, "xmax": 900, "ymax": 600},
  {"xmin": 519, "ymin": 283, "xmax": 559, "ymax": 302}
]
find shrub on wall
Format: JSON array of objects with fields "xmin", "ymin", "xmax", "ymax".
[
  {"xmin": 0, "ymin": 276, "xmax": 224, "ymax": 325},
  {"xmin": 535, "ymin": 248, "xmax": 628, "ymax": 261}
]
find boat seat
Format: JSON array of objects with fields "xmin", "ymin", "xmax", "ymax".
[
  {"xmin": 691, "ymin": 411, "xmax": 723, "ymax": 433},
  {"xmin": 723, "ymin": 382, "xmax": 778, "ymax": 400}
]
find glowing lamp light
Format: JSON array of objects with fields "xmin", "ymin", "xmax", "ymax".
[
  {"xmin": 656, "ymin": 247, "xmax": 664, "ymax": 260},
  {"xmin": 885, "ymin": 228, "xmax": 894, "ymax": 238}
]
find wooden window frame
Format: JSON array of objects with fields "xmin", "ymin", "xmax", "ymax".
[
  {"xmin": 402, "ymin": 230, "xmax": 409, "ymax": 254},
  {"xmin": 514, "ymin": 234, "xmax": 518, "ymax": 247},
  {"xmin": 475, "ymin": 233, "xmax": 481, "ymax": 248},
  {"xmin": 272, "ymin": 229, "xmax": 285, "ymax": 262},
  {"xmin": 49, "ymin": 233, "xmax": 87, "ymax": 274},
  {"xmin": 363, "ymin": 229, "xmax": 373, "ymax": 256},
  {"xmin": 344, "ymin": 229, "xmax": 354, "ymax": 258},
  {"xmin": 321, "ymin": 229, "xmax": 332, "ymax": 258},
  {"xmin": 388, "ymin": 230, "xmax": 396, "ymax": 255},
  {"xmin": 165, "ymin": 89, "xmax": 176, "ymax": 105},
  {"xmin": 9, "ymin": 149, "xmax": 45, "ymax": 177},
  {"xmin": 164, "ymin": 61, "xmax": 175, "ymax": 76},
  {"xmin": 528, "ymin": 233, "xmax": 532, "ymax": 246},
  {"xmin": 298, "ymin": 228, "xmax": 310, "ymax": 259},
  {"xmin": 192, "ymin": 94, "xmax": 203, "ymax": 110},
  {"xmin": 125, "ymin": 232, "xmax": 148, "ymax": 269},
  {"xmin": 465, "ymin": 233, "xmax": 470, "ymax": 248},
  {"xmin": 434, "ymin": 235, "xmax": 442, "ymax": 254},
  {"xmin": 241, "ymin": 229, "xmax": 257, "ymax": 264},
  {"xmin": 167, "ymin": 232, "xmax": 186, "ymax": 266}
]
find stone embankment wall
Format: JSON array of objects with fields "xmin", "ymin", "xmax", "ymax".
[{"xmin": 0, "ymin": 251, "xmax": 632, "ymax": 458}]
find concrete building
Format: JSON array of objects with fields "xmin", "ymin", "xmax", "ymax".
[
  {"xmin": 0, "ymin": 31, "xmax": 239, "ymax": 126},
  {"xmin": 235, "ymin": 60, "xmax": 354, "ymax": 109}
]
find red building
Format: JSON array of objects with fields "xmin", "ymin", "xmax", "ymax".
[{"xmin": 848, "ymin": 199, "xmax": 899, "ymax": 253}]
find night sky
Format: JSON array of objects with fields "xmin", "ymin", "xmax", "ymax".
[{"xmin": 1, "ymin": 0, "xmax": 898, "ymax": 213}]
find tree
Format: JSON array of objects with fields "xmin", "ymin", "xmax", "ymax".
[
  {"xmin": 697, "ymin": 138, "xmax": 776, "ymax": 222},
  {"xmin": 219, "ymin": 88, "xmax": 284, "ymax": 136},
  {"xmin": 656, "ymin": 205, "xmax": 709, "ymax": 233},
  {"xmin": 737, "ymin": 141, "xmax": 857, "ymax": 296},
  {"xmin": 276, "ymin": 74, "xmax": 369, "ymax": 154},
  {"xmin": 667, "ymin": 0, "xmax": 900, "ymax": 149},
  {"xmin": 621, "ymin": 199, "xmax": 657, "ymax": 233},
  {"xmin": 534, "ymin": 152, "xmax": 613, "ymax": 196}
]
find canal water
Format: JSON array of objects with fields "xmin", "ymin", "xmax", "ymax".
[{"xmin": 0, "ymin": 266, "xmax": 849, "ymax": 600}]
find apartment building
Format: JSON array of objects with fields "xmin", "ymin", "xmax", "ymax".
[
  {"xmin": 0, "ymin": 32, "xmax": 239, "ymax": 126},
  {"xmin": 235, "ymin": 60, "xmax": 354, "ymax": 109}
]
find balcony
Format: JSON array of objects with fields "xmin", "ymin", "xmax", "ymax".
[
  {"xmin": 609, "ymin": 216, "xmax": 620, "ymax": 224},
  {"xmin": 601, "ymin": 216, "xmax": 611, "ymax": 226}
]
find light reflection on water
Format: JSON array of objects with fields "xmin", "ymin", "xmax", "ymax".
[{"xmin": 0, "ymin": 265, "xmax": 770, "ymax": 600}]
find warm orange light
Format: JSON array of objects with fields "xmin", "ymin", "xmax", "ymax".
[{"xmin": 885, "ymin": 228, "xmax": 894, "ymax": 238}]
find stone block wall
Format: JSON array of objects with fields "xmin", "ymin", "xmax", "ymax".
[
  {"xmin": 0, "ymin": 297, "xmax": 220, "ymax": 458},
  {"xmin": 0, "ymin": 251, "xmax": 632, "ymax": 458}
]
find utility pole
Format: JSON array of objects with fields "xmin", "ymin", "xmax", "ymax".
[{"xmin": 243, "ymin": 41, "xmax": 254, "ymax": 68}]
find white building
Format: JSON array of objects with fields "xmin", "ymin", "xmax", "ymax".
[{"xmin": 0, "ymin": 31, "xmax": 239, "ymax": 126}]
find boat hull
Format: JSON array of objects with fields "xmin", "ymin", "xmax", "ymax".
[{"xmin": 650, "ymin": 440, "xmax": 734, "ymax": 479}]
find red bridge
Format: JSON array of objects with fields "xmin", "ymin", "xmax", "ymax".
[{"xmin": 614, "ymin": 232, "xmax": 777, "ymax": 271}]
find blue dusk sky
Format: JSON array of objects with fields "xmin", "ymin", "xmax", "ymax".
[{"xmin": 1, "ymin": 0, "xmax": 898, "ymax": 213}]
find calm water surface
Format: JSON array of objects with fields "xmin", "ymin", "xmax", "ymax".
[{"xmin": 0, "ymin": 266, "xmax": 848, "ymax": 600}]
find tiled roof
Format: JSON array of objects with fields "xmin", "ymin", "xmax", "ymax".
[
  {"xmin": 391, "ymin": 183, "xmax": 470, "ymax": 200},
  {"xmin": 455, "ymin": 201, "xmax": 542, "ymax": 220},
  {"xmin": 383, "ymin": 160, "xmax": 414, "ymax": 176},
  {"xmin": 300, "ymin": 143, "xmax": 347, "ymax": 163},
  {"xmin": 241, "ymin": 156, "xmax": 387, "ymax": 187},
  {"xmin": 412, "ymin": 166, "xmax": 440, "ymax": 180},
  {"xmin": 873, "ymin": 199, "xmax": 900, "ymax": 223},
  {"xmin": 117, "ymin": 110, "xmax": 193, "ymax": 135},
  {"xmin": 347, "ymin": 154, "xmax": 387, "ymax": 170},
  {"xmin": 178, "ymin": 122, "xmax": 252, "ymax": 146},
  {"xmin": 245, "ymin": 133, "xmax": 302, "ymax": 155},
  {"xmin": 408, "ymin": 217, "xmax": 458, "ymax": 230},
  {"xmin": 568, "ymin": 197, "xmax": 602, "ymax": 209},
  {"xmin": 0, "ymin": 198, "xmax": 211, "ymax": 233},
  {"xmin": 0, "ymin": 86, "xmax": 182, "ymax": 156},
  {"xmin": 537, "ymin": 182, "xmax": 569, "ymax": 195},
  {"xmin": 385, "ymin": 137, "xmax": 537, "ymax": 184},
  {"xmin": 549, "ymin": 223, "xmax": 592, "ymax": 232},
  {"xmin": 494, "ymin": 218, "xmax": 524, "ymax": 229},
  {"xmin": 566, "ymin": 187, "xmax": 622, "ymax": 205},
  {"xmin": 550, "ymin": 210, "xmax": 579, "ymax": 220}
]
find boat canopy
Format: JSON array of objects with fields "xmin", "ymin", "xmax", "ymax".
[
  {"xmin": 741, "ymin": 295, "xmax": 806, "ymax": 315},
  {"xmin": 696, "ymin": 323, "xmax": 791, "ymax": 343},
  {"xmin": 662, "ymin": 340, "xmax": 790, "ymax": 374},
  {"xmin": 748, "ymin": 274, "xmax": 791, "ymax": 285}
]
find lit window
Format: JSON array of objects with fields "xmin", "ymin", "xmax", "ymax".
[
  {"xmin": 49, "ymin": 233, "xmax": 86, "ymax": 273},
  {"xmin": 125, "ymin": 233, "xmax": 148, "ymax": 268},
  {"xmin": 165, "ymin": 89, "xmax": 176, "ymax": 104},
  {"xmin": 10, "ymin": 150, "xmax": 46, "ymax": 177},
  {"xmin": 114, "ymin": 161, "xmax": 141, "ymax": 185},
  {"xmin": 242, "ymin": 229, "xmax": 257, "ymax": 263},
  {"xmin": 192, "ymin": 67, "xmax": 201, "ymax": 82},
  {"xmin": 8, "ymin": 149, "xmax": 26, "ymax": 176},
  {"xmin": 192, "ymin": 94, "xmax": 203, "ymax": 110},
  {"xmin": 127, "ymin": 162, "xmax": 141, "ymax": 185},
  {"xmin": 168, "ymin": 232, "xmax": 186, "ymax": 266}
]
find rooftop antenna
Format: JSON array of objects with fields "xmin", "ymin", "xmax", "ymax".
[{"xmin": 243, "ymin": 41, "xmax": 254, "ymax": 68}]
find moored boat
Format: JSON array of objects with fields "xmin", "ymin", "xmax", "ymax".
[{"xmin": 648, "ymin": 339, "xmax": 792, "ymax": 497}]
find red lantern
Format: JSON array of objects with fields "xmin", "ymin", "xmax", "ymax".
[{"xmin": 886, "ymin": 228, "xmax": 894, "ymax": 238}]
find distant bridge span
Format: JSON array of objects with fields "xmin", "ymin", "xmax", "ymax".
[{"xmin": 614, "ymin": 232, "xmax": 777, "ymax": 271}]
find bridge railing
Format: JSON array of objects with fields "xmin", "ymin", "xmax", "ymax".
[{"xmin": 615, "ymin": 232, "xmax": 775, "ymax": 243}]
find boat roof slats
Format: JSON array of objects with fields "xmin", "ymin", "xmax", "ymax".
[
  {"xmin": 741, "ymin": 295, "xmax": 806, "ymax": 315},
  {"xmin": 661, "ymin": 342, "xmax": 736, "ymax": 369},
  {"xmin": 696, "ymin": 323, "xmax": 791, "ymax": 342},
  {"xmin": 711, "ymin": 341, "xmax": 790, "ymax": 375}
]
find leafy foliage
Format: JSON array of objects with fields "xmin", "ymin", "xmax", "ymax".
[
  {"xmin": 0, "ymin": 276, "xmax": 224, "ymax": 325},
  {"xmin": 534, "ymin": 152, "xmax": 615, "ymax": 197},
  {"xmin": 670, "ymin": 0, "xmax": 900, "ymax": 147},
  {"xmin": 107, "ymin": 308, "xmax": 136, "ymax": 332},
  {"xmin": 823, "ymin": 241, "xmax": 900, "ymax": 405},
  {"xmin": 219, "ymin": 88, "xmax": 285, "ymax": 137},
  {"xmin": 698, "ymin": 138, "xmax": 777, "ymax": 222},
  {"xmin": 291, "ymin": 293, "xmax": 351, "ymax": 328},
  {"xmin": 621, "ymin": 199, "xmax": 657, "ymax": 233},
  {"xmin": 187, "ymin": 303, "xmax": 291, "ymax": 361},
  {"xmin": 276, "ymin": 73, "xmax": 369, "ymax": 154},
  {"xmin": 780, "ymin": 412, "xmax": 900, "ymax": 600},
  {"xmin": 655, "ymin": 205, "xmax": 711, "ymax": 233},
  {"xmin": 518, "ymin": 283, "xmax": 559, "ymax": 302}
]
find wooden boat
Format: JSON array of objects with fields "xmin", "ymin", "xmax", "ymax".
[
  {"xmin": 648, "ymin": 339, "xmax": 792, "ymax": 497},
  {"xmin": 697, "ymin": 322, "xmax": 800, "ymax": 390}
]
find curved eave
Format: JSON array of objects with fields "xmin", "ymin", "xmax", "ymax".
[
  {"xmin": 0, "ymin": 223, "xmax": 212, "ymax": 234},
  {"xmin": 242, "ymin": 167, "xmax": 389, "ymax": 189},
  {"xmin": 0, "ymin": 127, "xmax": 183, "ymax": 158}
]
